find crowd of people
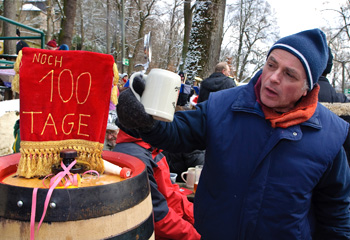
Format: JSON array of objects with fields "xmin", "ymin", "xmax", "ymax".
[
  {"xmin": 12, "ymin": 28, "xmax": 350, "ymax": 239},
  {"xmin": 16, "ymin": 28, "xmax": 70, "ymax": 53}
]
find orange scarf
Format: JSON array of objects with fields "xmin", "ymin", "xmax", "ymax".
[{"xmin": 254, "ymin": 77, "xmax": 319, "ymax": 128}]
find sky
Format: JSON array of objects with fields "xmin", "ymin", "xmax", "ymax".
[{"xmin": 266, "ymin": 0, "xmax": 346, "ymax": 37}]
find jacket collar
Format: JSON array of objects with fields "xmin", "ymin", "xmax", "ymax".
[
  {"xmin": 230, "ymin": 70, "xmax": 264, "ymax": 117},
  {"xmin": 116, "ymin": 129, "xmax": 152, "ymax": 149},
  {"xmin": 116, "ymin": 129, "xmax": 164, "ymax": 155}
]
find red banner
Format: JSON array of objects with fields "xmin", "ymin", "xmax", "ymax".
[{"xmin": 19, "ymin": 48, "xmax": 114, "ymax": 144}]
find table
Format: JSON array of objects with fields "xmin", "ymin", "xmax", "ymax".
[
  {"xmin": 177, "ymin": 182, "xmax": 195, "ymax": 202},
  {"xmin": 0, "ymin": 69, "xmax": 16, "ymax": 101},
  {"xmin": 0, "ymin": 68, "xmax": 15, "ymax": 83}
]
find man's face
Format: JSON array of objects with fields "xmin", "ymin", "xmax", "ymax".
[
  {"xmin": 106, "ymin": 129, "xmax": 118, "ymax": 147},
  {"xmin": 122, "ymin": 76, "xmax": 128, "ymax": 83},
  {"xmin": 260, "ymin": 49, "xmax": 308, "ymax": 113},
  {"xmin": 222, "ymin": 66, "xmax": 230, "ymax": 77}
]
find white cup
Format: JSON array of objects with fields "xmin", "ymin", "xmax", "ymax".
[
  {"xmin": 129, "ymin": 68, "xmax": 181, "ymax": 122},
  {"xmin": 194, "ymin": 165, "xmax": 203, "ymax": 193},
  {"xmin": 181, "ymin": 167, "xmax": 195, "ymax": 189},
  {"xmin": 170, "ymin": 173, "xmax": 177, "ymax": 184}
]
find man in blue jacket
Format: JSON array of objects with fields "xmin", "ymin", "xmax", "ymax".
[{"xmin": 117, "ymin": 29, "xmax": 350, "ymax": 239}]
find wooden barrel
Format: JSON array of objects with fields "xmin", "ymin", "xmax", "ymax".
[{"xmin": 0, "ymin": 151, "xmax": 154, "ymax": 240}]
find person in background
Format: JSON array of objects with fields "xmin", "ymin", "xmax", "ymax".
[
  {"xmin": 121, "ymin": 73, "xmax": 128, "ymax": 83},
  {"xmin": 197, "ymin": 61, "xmax": 236, "ymax": 103},
  {"xmin": 179, "ymin": 71, "xmax": 185, "ymax": 83},
  {"xmin": 113, "ymin": 124, "xmax": 200, "ymax": 240},
  {"xmin": 118, "ymin": 73, "xmax": 129, "ymax": 93},
  {"xmin": 163, "ymin": 149, "xmax": 204, "ymax": 182},
  {"xmin": 46, "ymin": 39, "xmax": 59, "ymax": 50},
  {"xmin": 318, "ymin": 47, "xmax": 349, "ymax": 103},
  {"xmin": 177, "ymin": 71, "xmax": 191, "ymax": 107},
  {"xmin": 58, "ymin": 44, "xmax": 69, "ymax": 50},
  {"xmin": 116, "ymin": 28, "xmax": 350, "ymax": 239},
  {"xmin": 103, "ymin": 110, "xmax": 119, "ymax": 151},
  {"xmin": 12, "ymin": 118, "xmax": 20, "ymax": 153},
  {"xmin": 189, "ymin": 76, "xmax": 202, "ymax": 109},
  {"xmin": 16, "ymin": 29, "xmax": 29, "ymax": 54}
]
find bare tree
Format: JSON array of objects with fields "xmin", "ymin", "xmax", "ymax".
[
  {"xmin": 223, "ymin": 0, "xmax": 279, "ymax": 83},
  {"xmin": 184, "ymin": 0, "xmax": 226, "ymax": 82},
  {"xmin": 165, "ymin": 0, "xmax": 182, "ymax": 70},
  {"xmin": 106, "ymin": 0, "xmax": 111, "ymax": 54},
  {"xmin": 126, "ymin": 0, "xmax": 157, "ymax": 74},
  {"xmin": 179, "ymin": 0, "xmax": 195, "ymax": 71},
  {"xmin": 324, "ymin": 0, "xmax": 350, "ymax": 93},
  {"xmin": 76, "ymin": 1, "xmax": 107, "ymax": 52},
  {"xmin": 46, "ymin": 0, "xmax": 54, "ymax": 42},
  {"xmin": 3, "ymin": 0, "xmax": 17, "ymax": 55},
  {"xmin": 77, "ymin": 0, "xmax": 84, "ymax": 50}
]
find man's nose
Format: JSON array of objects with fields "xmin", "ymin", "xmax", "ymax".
[
  {"xmin": 270, "ymin": 70, "xmax": 282, "ymax": 84},
  {"xmin": 107, "ymin": 134, "xmax": 114, "ymax": 140}
]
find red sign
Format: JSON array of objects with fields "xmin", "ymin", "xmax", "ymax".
[{"xmin": 19, "ymin": 48, "xmax": 114, "ymax": 144}]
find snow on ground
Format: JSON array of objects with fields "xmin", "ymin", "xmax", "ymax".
[
  {"xmin": 0, "ymin": 99, "xmax": 19, "ymax": 156},
  {"xmin": 0, "ymin": 99, "xmax": 19, "ymax": 117}
]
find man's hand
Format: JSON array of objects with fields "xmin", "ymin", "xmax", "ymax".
[{"xmin": 117, "ymin": 75, "xmax": 154, "ymax": 129}]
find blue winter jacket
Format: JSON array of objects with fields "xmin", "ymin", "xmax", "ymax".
[{"xmin": 140, "ymin": 71, "xmax": 350, "ymax": 239}]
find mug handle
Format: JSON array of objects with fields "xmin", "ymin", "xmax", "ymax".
[
  {"xmin": 129, "ymin": 72, "xmax": 146, "ymax": 102},
  {"xmin": 181, "ymin": 172, "xmax": 188, "ymax": 183}
]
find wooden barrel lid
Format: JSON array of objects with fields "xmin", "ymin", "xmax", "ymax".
[{"xmin": 0, "ymin": 151, "xmax": 150, "ymax": 222}]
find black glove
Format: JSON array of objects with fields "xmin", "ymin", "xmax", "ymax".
[{"xmin": 117, "ymin": 75, "xmax": 154, "ymax": 129}]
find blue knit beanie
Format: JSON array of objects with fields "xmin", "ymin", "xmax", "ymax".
[{"xmin": 267, "ymin": 28, "xmax": 329, "ymax": 91}]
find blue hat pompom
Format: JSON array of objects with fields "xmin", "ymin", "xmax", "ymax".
[{"xmin": 267, "ymin": 28, "xmax": 328, "ymax": 91}]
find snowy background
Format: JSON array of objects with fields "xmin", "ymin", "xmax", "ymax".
[{"xmin": 0, "ymin": 99, "xmax": 19, "ymax": 156}]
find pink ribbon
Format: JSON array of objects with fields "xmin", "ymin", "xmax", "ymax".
[{"xmin": 30, "ymin": 161, "xmax": 99, "ymax": 240}]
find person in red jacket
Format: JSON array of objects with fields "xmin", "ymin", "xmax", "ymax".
[{"xmin": 113, "ymin": 125, "xmax": 200, "ymax": 240}]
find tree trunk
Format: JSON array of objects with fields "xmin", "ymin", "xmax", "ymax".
[
  {"xmin": 166, "ymin": 1, "xmax": 177, "ymax": 70},
  {"xmin": 106, "ymin": 0, "xmax": 111, "ymax": 54},
  {"xmin": 205, "ymin": 0, "xmax": 226, "ymax": 76},
  {"xmin": 180, "ymin": 0, "xmax": 193, "ymax": 71},
  {"xmin": 3, "ymin": 0, "xmax": 17, "ymax": 55},
  {"xmin": 46, "ymin": 0, "xmax": 53, "ymax": 43},
  {"xmin": 79, "ymin": 0, "xmax": 84, "ymax": 50},
  {"xmin": 59, "ymin": 0, "xmax": 78, "ymax": 48},
  {"xmin": 185, "ymin": 0, "xmax": 226, "ymax": 82},
  {"xmin": 128, "ymin": 19, "xmax": 145, "ymax": 74}
]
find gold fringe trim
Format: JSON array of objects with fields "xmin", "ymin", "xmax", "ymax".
[
  {"xmin": 113, "ymin": 62, "xmax": 119, "ymax": 84},
  {"xmin": 14, "ymin": 50, "xmax": 22, "ymax": 73},
  {"xmin": 17, "ymin": 139, "xmax": 105, "ymax": 178},
  {"xmin": 12, "ymin": 74, "xmax": 20, "ymax": 93},
  {"xmin": 111, "ymin": 63, "xmax": 119, "ymax": 105},
  {"xmin": 111, "ymin": 85, "xmax": 118, "ymax": 106},
  {"xmin": 12, "ymin": 50, "xmax": 22, "ymax": 93}
]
